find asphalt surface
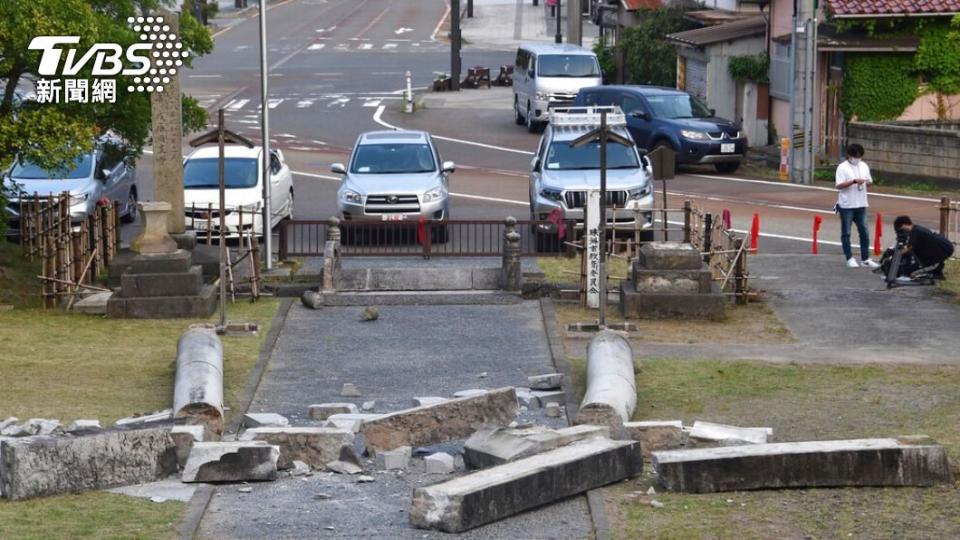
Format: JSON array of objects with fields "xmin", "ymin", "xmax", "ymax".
[{"xmin": 199, "ymin": 301, "xmax": 594, "ymax": 539}]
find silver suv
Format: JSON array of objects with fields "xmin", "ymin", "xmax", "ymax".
[
  {"xmin": 333, "ymin": 131, "xmax": 454, "ymax": 226},
  {"xmin": 529, "ymin": 107, "xmax": 654, "ymax": 237}
]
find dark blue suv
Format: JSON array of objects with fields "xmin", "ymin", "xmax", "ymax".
[{"xmin": 573, "ymin": 86, "xmax": 747, "ymax": 173}]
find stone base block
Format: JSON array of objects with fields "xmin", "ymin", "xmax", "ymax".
[
  {"xmin": 620, "ymin": 282, "xmax": 726, "ymax": 321},
  {"xmin": 361, "ymin": 387, "xmax": 518, "ymax": 454},
  {"xmin": 637, "ymin": 242, "xmax": 702, "ymax": 270},
  {"xmin": 410, "ymin": 437, "xmax": 643, "ymax": 533},
  {"xmin": 464, "ymin": 425, "xmax": 610, "ymax": 469},
  {"xmin": 632, "ymin": 267, "xmax": 713, "ymax": 294},
  {"xmin": 107, "ymin": 284, "xmax": 218, "ymax": 319},
  {"xmin": 308, "ymin": 403, "xmax": 359, "ymax": 420},
  {"xmin": 181, "ymin": 441, "xmax": 279, "ymax": 483},
  {"xmin": 239, "ymin": 427, "xmax": 354, "ymax": 470},
  {"xmin": 652, "ymin": 438, "xmax": 954, "ymax": 493},
  {"xmin": 0, "ymin": 427, "xmax": 177, "ymax": 500},
  {"xmin": 119, "ymin": 266, "xmax": 203, "ymax": 298}
]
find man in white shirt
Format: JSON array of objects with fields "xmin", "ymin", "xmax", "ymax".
[{"xmin": 835, "ymin": 143, "xmax": 880, "ymax": 268}]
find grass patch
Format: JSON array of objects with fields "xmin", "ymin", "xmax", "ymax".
[
  {"xmin": 0, "ymin": 298, "xmax": 280, "ymax": 423},
  {"xmin": 537, "ymin": 256, "xmax": 630, "ymax": 284},
  {"xmin": 0, "ymin": 241, "xmax": 42, "ymax": 308},
  {"xmin": 0, "ymin": 492, "xmax": 184, "ymax": 540},
  {"xmin": 939, "ymin": 259, "xmax": 960, "ymax": 302},
  {"xmin": 565, "ymin": 358, "xmax": 960, "ymax": 538}
]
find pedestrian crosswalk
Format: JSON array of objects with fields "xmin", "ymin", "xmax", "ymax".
[
  {"xmin": 310, "ymin": 39, "xmax": 445, "ymax": 53},
  {"xmin": 211, "ymin": 93, "xmax": 400, "ymax": 114}
]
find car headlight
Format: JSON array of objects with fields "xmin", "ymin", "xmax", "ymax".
[
  {"xmin": 680, "ymin": 130, "xmax": 708, "ymax": 140},
  {"xmin": 628, "ymin": 184, "xmax": 652, "ymax": 199},
  {"xmin": 534, "ymin": 91, "xmax": 550, "ymax": 101},
  {"xmin": 422, "ymin": 186, "xmax": 446, "ymax": 203},
  {"xmin": 341, "ymin": 189, "xmax": 362, "ymax": 204},
  {"xmin": 540, "ymin": 187, "xmax": 563, "ymax": 202},
  {"xmin": 69, "ymin": 193, "xmax": 89, "ymax": 206}
]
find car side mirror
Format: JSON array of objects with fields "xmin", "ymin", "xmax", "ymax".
[
  {"xmin": 637, "ymin": 148, "xmax": 649, "ymax": 156},
  {"xmin": 709, "ymin": 108, "xmax": 716, "ymax": 117},
  {"xmin": 99, "ymin": 169, "xmax": 111, "ymax": 181},
  {"xmin": 442, "ymin": 161, "xmax": 456, "ymax": 173},
  {"xmin": 532, "ymin": 157, "xmax": 541, "ymax": 172},
  {"xmin": 331, "ymin": 163, "xmax": 346, "ymax": 175}
]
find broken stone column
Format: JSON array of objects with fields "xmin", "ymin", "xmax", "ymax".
[
  {"xmin": 464, "ymin": 424, "xmax": 610, "ymax": 469},
  {"xmin": 239, "ymin": 427, "xmax": 354, "ymax": 470},
  {"xmin": 173, "ymin": 326, "xmax": 224, "ymax": 436},
  {"xmin": 181, "ymin": 441, "xmax": 279, "ymax": 483},
  {"xmin": 652, "ymin": 438, "xmax": 954, "ymax": 493},
  {"xmin": 322, "ymin": 217, "xmax": 341, "ymax": 292},
  {"xmin": 410, "ymin": 437, "xmax": 643, "ymax": 533},
  {"xmin": 361, "ymin": 387, "xmax": 518, "ymax": 454},
  {"xmin": 575, "ymin": 331, "xmax": 636, "ymax": 432},
  {"xmin": 0, "ymin": 427, "xmax": 178, "ymax": 500},
  {"xmin": 688, "ymin": 421, "xmax": 772, "ymax": 446}
]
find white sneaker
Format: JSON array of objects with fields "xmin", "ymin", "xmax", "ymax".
[
  {"xmin": 861, "ymin": 259, "xmax": 880, "ymax": 269},
  {"xmin": 846, "ymin": 258, "xmax": 860, "ymax": 268}
]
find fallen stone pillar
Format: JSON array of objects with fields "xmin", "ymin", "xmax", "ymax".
[
  {"xmin": 361, "ymin": 387, "xmax": 518, "ymax": 454},
  {"xmin": 181, "ymin": 441, "xmax": 279, "ymax": 483},
  {"xmin": 239, "ymin": 427, "xmax": 354, "ymax": 469},
  {"xmin": 464, "ymin": 424, "xmax": 610, "ymax": 469},
  {"xmin": 652, "ymin": 438, "xmax": 954, "ymax": 493},
  {"xmin": 688, "ymin": 421, "xmax": 772, "ymax": 446},
  {"xmin": 410, "ymin": 437, "xmax": 642, "ymax": 533},
  {"xmin": 575, "ymin": 331, "xmax": 636, "ymax": 431},
  {"xmin": 0, "ymin": 427, "xmax": 178, "ymax": 500},
  {"xmin": 173, "ymin": 327, "xmax": 224, "ymax": 436}
]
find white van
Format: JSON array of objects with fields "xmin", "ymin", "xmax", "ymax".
[{"xmin": 512, "ymin": 42, "xmax": 603, "ymax": 133}]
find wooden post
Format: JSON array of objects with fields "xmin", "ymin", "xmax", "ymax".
[
  {"xmin": 940, "ymin": 197, "xmax": 951, "ymax": 236},
  {"xmin": 207, "ymin": 202, "xmax": 213, "ymax": 246},
  {"xmin": 734, "ymin": 238, "xmax": 747, "ymax": 305},
  {"xmin": 702, "ymin": 213, "xmax": 713, "ymax": 262},
  {"xmin": 683, "ymin": 200, "xmax": 692, "ymax": 244},
  {"xmin": 113, "ymin": 200, "xmax": 121, "ymax": 255}
]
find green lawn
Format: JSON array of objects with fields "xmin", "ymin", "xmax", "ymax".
[
  {"xmin": 939, "ymin": 258, "xmax": 960, "ymax": 302},
  {"xmin": 567, "ymin": 358, "xmax": 960, "ymax": 538}
]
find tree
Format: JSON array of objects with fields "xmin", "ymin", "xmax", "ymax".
[{"xmin": 607, "ymin": 7, "xmax": 697, "ymax": 86}]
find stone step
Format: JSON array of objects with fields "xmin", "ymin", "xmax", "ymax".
[
  {"xmin": 410, "ymin": 437, "xmax": 643, "ymax": 533},
  {"xmin": 106, "ymin": 284, "xmax": 218, "ymax": 319},
  {"xmin": 335, "ymin": 267, "xmax": 500, "ymax": 291},
  {"xmin": 317, "ymin": 290, "xmax": 522, "ymax": 307},
  {"xmin": 652, "ymin": 438, "xmax": 954, "ymax": 493},
  {"xmin": 72, "ymin": 291, "xmax": 113, "ymax": 315}
]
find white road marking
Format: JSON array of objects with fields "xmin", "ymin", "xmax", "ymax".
[
  {"xmin": 328, "ymin": 97, "xmax": 350, "ymax": 107},
  {"xmin": 289, "ymin": 146, "xmax": 315, "ymax": 151},
  {"xmin": 431, "ymin": 3, "xmax": 450, "ymax": 41},
  {"xmin": 315, "ymin": 25, "xmax": 336, "ymax": 33},
  {"xmin": 363, "ymin": 100, "xmax": 382, "ymax": 107},
  {"xmin": 395, "ymin": 27, "xmax": 414, "ymax": 35},
  {"xmin": 234, "ymin": 45, "xmax": 250, "ymax": 51},
  {"xmin": 336, "ymin": 43, "xmax": 349, "ymax": 49},
  {"xmin": 372, "ymin": 105, "xmax": 535, "ymax": 156},
  {"xmin": 307, "ymin": 43, "xmax": 326, "ymax": 51},
  {"xmin": 372, "ymin": 71, "xmax": 404, "ymax": 75},
  {"xmin": 314, "ymin": 72, "xmax": 344, "ymax": 76},
  {"xmin": 188, "ymin": 74, "xmax": 222, "ymax": 78},
  {"xmin": 689, "ymin": 174, "xmax": 940, "ymax": 203},
  {"xmin": 387, "ymin": 39, "xmax": 412, "ymax": 42},
  {"xmin": 296, "ymin": 99, "xmax": 315, "ymax": 108},
  {"xmin": 382, "ymin": 43, "xmax": 398, "ymax": 50},
  {"xmin": 359, "ymin": 43, "xmax": 374, "ymax": 50},
  {"xmin": 235, "ymin": 119, "xmax": 259, "ymax": 124},
  {"xmin": 311, "ymin": 140, "xmax": 328, "ymax": 146},
  {"xmin": 411, "ymin": 42, "xmax": 420, "ymax": 47},
  {"xmin": 225, "ymin": 99, "xmax": 249, "ymax": 111},
  {"xmin": 276, "ymin": 133, "xmax": 297, "ymax": 138},
  {"xmin": 267, "ymin": 99, "xmax": 284, "ymax": 109}
]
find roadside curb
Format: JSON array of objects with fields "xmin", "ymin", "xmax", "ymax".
[
  {"xmin": 175, "ymin": 297, "xmax": 292, "ymax": 540},
  {"xmin": 539, "ymin": 297, "xmax": 612, "ymax": 540}
]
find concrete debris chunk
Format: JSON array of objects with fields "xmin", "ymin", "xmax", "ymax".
[
  {"xmin": 66, "ymin": 420, "xmax": 102, "ymax": 433},
  {"xmin": 309, "ymin": 403, "xmax": 359, "ymax": 420},
  {"xmin": 464, "ymin": 424, "xmax": 610, "ymax": 469},
  {"xmin": 530, "ymin": 390, "xmax": 565, "ymax": 408},
  {"xmin": 301, "ymin": 290, "xmax": 322, "ymax": 309},
  {"xmin": 170, "ymin": 425, "xmax": 206, "ymax": 468},
  {"xmin": 357, "ymin": 475, "xmax": 375, "ymax": 483},
  {"xmin": 361, "ymin": 387, "xmax": 518, "ymax": 454},
  {"xmin": 688, "ymin": 421, "xmax": 772, "ymax": 446},
  {"xmin": 452, "ymin": 389, "xmax": 488, "ymax": 399},
  {"xmin": 238, "ymin": 487, "xmax": 253, "ymax": 493},
  {"xmin": 412, "ymin": 397, "xmax": 448, "ymax": 407},
  {"xmin": 624, "ymin": 421, "xmax": 684, "ymax": 457},
  {"xmin": 181, "ymin": 441, "xmax": 279, "ymax": 483},
  {"xmin": 545, "ymin": 403, "xmax": 563, "ymax": 418},
  {"xmin": 340, "ymin": 383, "xmax": 362, "ymax": 397},
  {"xmin": 410, "ymin": 437, "xmax": 643, "ymax": 532},
  {"xmin": 0, "ymin": 417, "xmax": 18, "ymax": 433},
  {"xmin": 115, "ymin": 409, "xmax": 173, "ymax": 428},
  {"xmin": 0, "ymin": 426, "xmax": 177, "ymax": 500},
  {"xmin": 652, "ymin": 438, "xmax": 954, "ymax": 493},
  {"xmin": 326, "ymin": 460, "xmax": 362, "ymax": 475},
  {"xmin": 243, "ymin": 413, "xmax": 290, "ymax": 429},
  {"xmin": 360, "ymin": 307, "xmax": 379, "ymax": 321},
  {"xmin": 514, "ymin": 389, "xmax": 537, "ymax": 409},
  {"xmin": 528, "ymin": 373, "xmax": 564, "ymax": 390},
  {"xmin": 361, "ymin": 401, "xmax": 376, "ymax": 412},
  {"xmin": 424, "ymin": 452, "xmax": 455, "ymax": 474},
  {"xmin": 376, "ymin": 446, "xmax": 412, "ymax": 470},
  {"xmin": 290, "ymin": 460, "xmax": 311, "ymax": 476},
  {"xmin": 324, "ymin": 413, "xmax": 382, "ymax": 433},
  {"xmin": 239, "ymin": 427, "xmax": 354, "ymax": 470}
]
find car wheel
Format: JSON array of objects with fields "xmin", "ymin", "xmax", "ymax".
[
  {"xmin": 526, "ymin": 102, "xmax": 539, "ymax": 133},
  {"xmin": 714, "ymin": 161, "xmax": 741, "ymax": 174},
  {"xmin": 120, "ymin": 188, "xmax": 137, "ymax": 224},
  {"xmin": 515, "ymin": 99, "xmax": 524, "ymax": 125}
]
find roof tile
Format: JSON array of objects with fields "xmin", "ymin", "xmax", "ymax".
[{"xmin": 826, "ymin": 0, "xmax": 960, "ymax": 16}]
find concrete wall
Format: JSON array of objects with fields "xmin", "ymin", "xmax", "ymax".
[
  {"xmin": 770, "ymin": 0, "xmax": 792, "ymax": 39},
  {"xmin": 703, "ymin": 35, "xmax": 766, "ymax": 121},
  {"xmin": 847, "ymin": 121, "xmax": 960, "ymax": 182},
  {"xmin": 899, "ymin": 92, "xmax": 960, "ymax": 122},
  {"xmin": 771, "ymin": 96, "xmax": 790, "ymax": 142}
]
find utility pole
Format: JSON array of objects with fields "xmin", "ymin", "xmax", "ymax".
[
  {"xmin": 258, "ymin": 0, "xmax": 274, "ymax": 268},
  {"xmin": 567, "ymin": 0, "xmax": 582, "ymax": 46},
  {"xmin": 555, "ymin": 0, "xmax": 562, "ymax": 44},
  {"xmin": 452, "ymin": 0, "xmax": 462, "ymax": 90}
]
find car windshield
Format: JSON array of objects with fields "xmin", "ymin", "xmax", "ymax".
[
  {"xmin": 538, "ymin": 55, "xmax": 600, "ymax": 78},
  {"xmin": 350, "ymin": 143, "xmax": 436, "ymax": 174},
  {"xmin": 183, "ymin": 158, "xmax": 259, "ymax": 189},
  {"xmin": 645, "ymin": 94, "xmax": 712, "ymax": 119},
  {"xmin": 544, "ymin": 140, "xmax": 639, "ymax": 170},
  {"xmin": 10, "ymin": 154, "xmax": 93, "ymax": 179}
]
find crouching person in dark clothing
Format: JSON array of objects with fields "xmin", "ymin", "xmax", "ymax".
[{"xmin": 893, "ymin": 215, "xmax": 954, "ymax": 280}]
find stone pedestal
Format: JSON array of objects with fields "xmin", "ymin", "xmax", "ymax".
[
  {"xmin": 620, "ymin": 242, "xmax": 725, "ymax": 320},
  {"xmin": 130, "ymin": 202, "xmax": 177, "ymax": 255}
]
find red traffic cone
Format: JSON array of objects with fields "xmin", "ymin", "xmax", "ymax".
[
  {"xmin": 874, "ymin": 213, "xmax": 882, "ymax": 256},
  {"xmin": 750, "ymin": 213, "xmax": 760, "ymax": 252},
  {"xmin": 722, "ymin": 208, "xmax": 731, "ymax": 230},
  {"xmin": 812, "ymin": 215, "xmax": 823, "ymax": 254}
]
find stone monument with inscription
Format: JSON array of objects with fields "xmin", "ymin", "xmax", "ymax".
[{"xmin": 151, "ymin": 10, "xmax": 185, "ymax": 235}]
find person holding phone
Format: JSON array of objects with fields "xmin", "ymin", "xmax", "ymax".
[{"xmin": 835, "ymin": 143, "xmax": 880, "ymax": 269}]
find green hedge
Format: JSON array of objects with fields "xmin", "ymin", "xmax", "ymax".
[{"xmin": 842, "ymin": 54, "xmax": 919, "ymax": 121}]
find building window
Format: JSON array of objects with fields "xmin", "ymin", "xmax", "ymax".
[{"xmin": 770, "ymin": 41, "xmax": 791, "ymax": 100}]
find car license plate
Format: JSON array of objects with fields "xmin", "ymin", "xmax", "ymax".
[
  {"xmin": 721, "ymin": 143, "xmax": 735, "ymax": 153},
  {"xmin": 381, "ymin": 214, "xmax": 406, "ymax": 221}
]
